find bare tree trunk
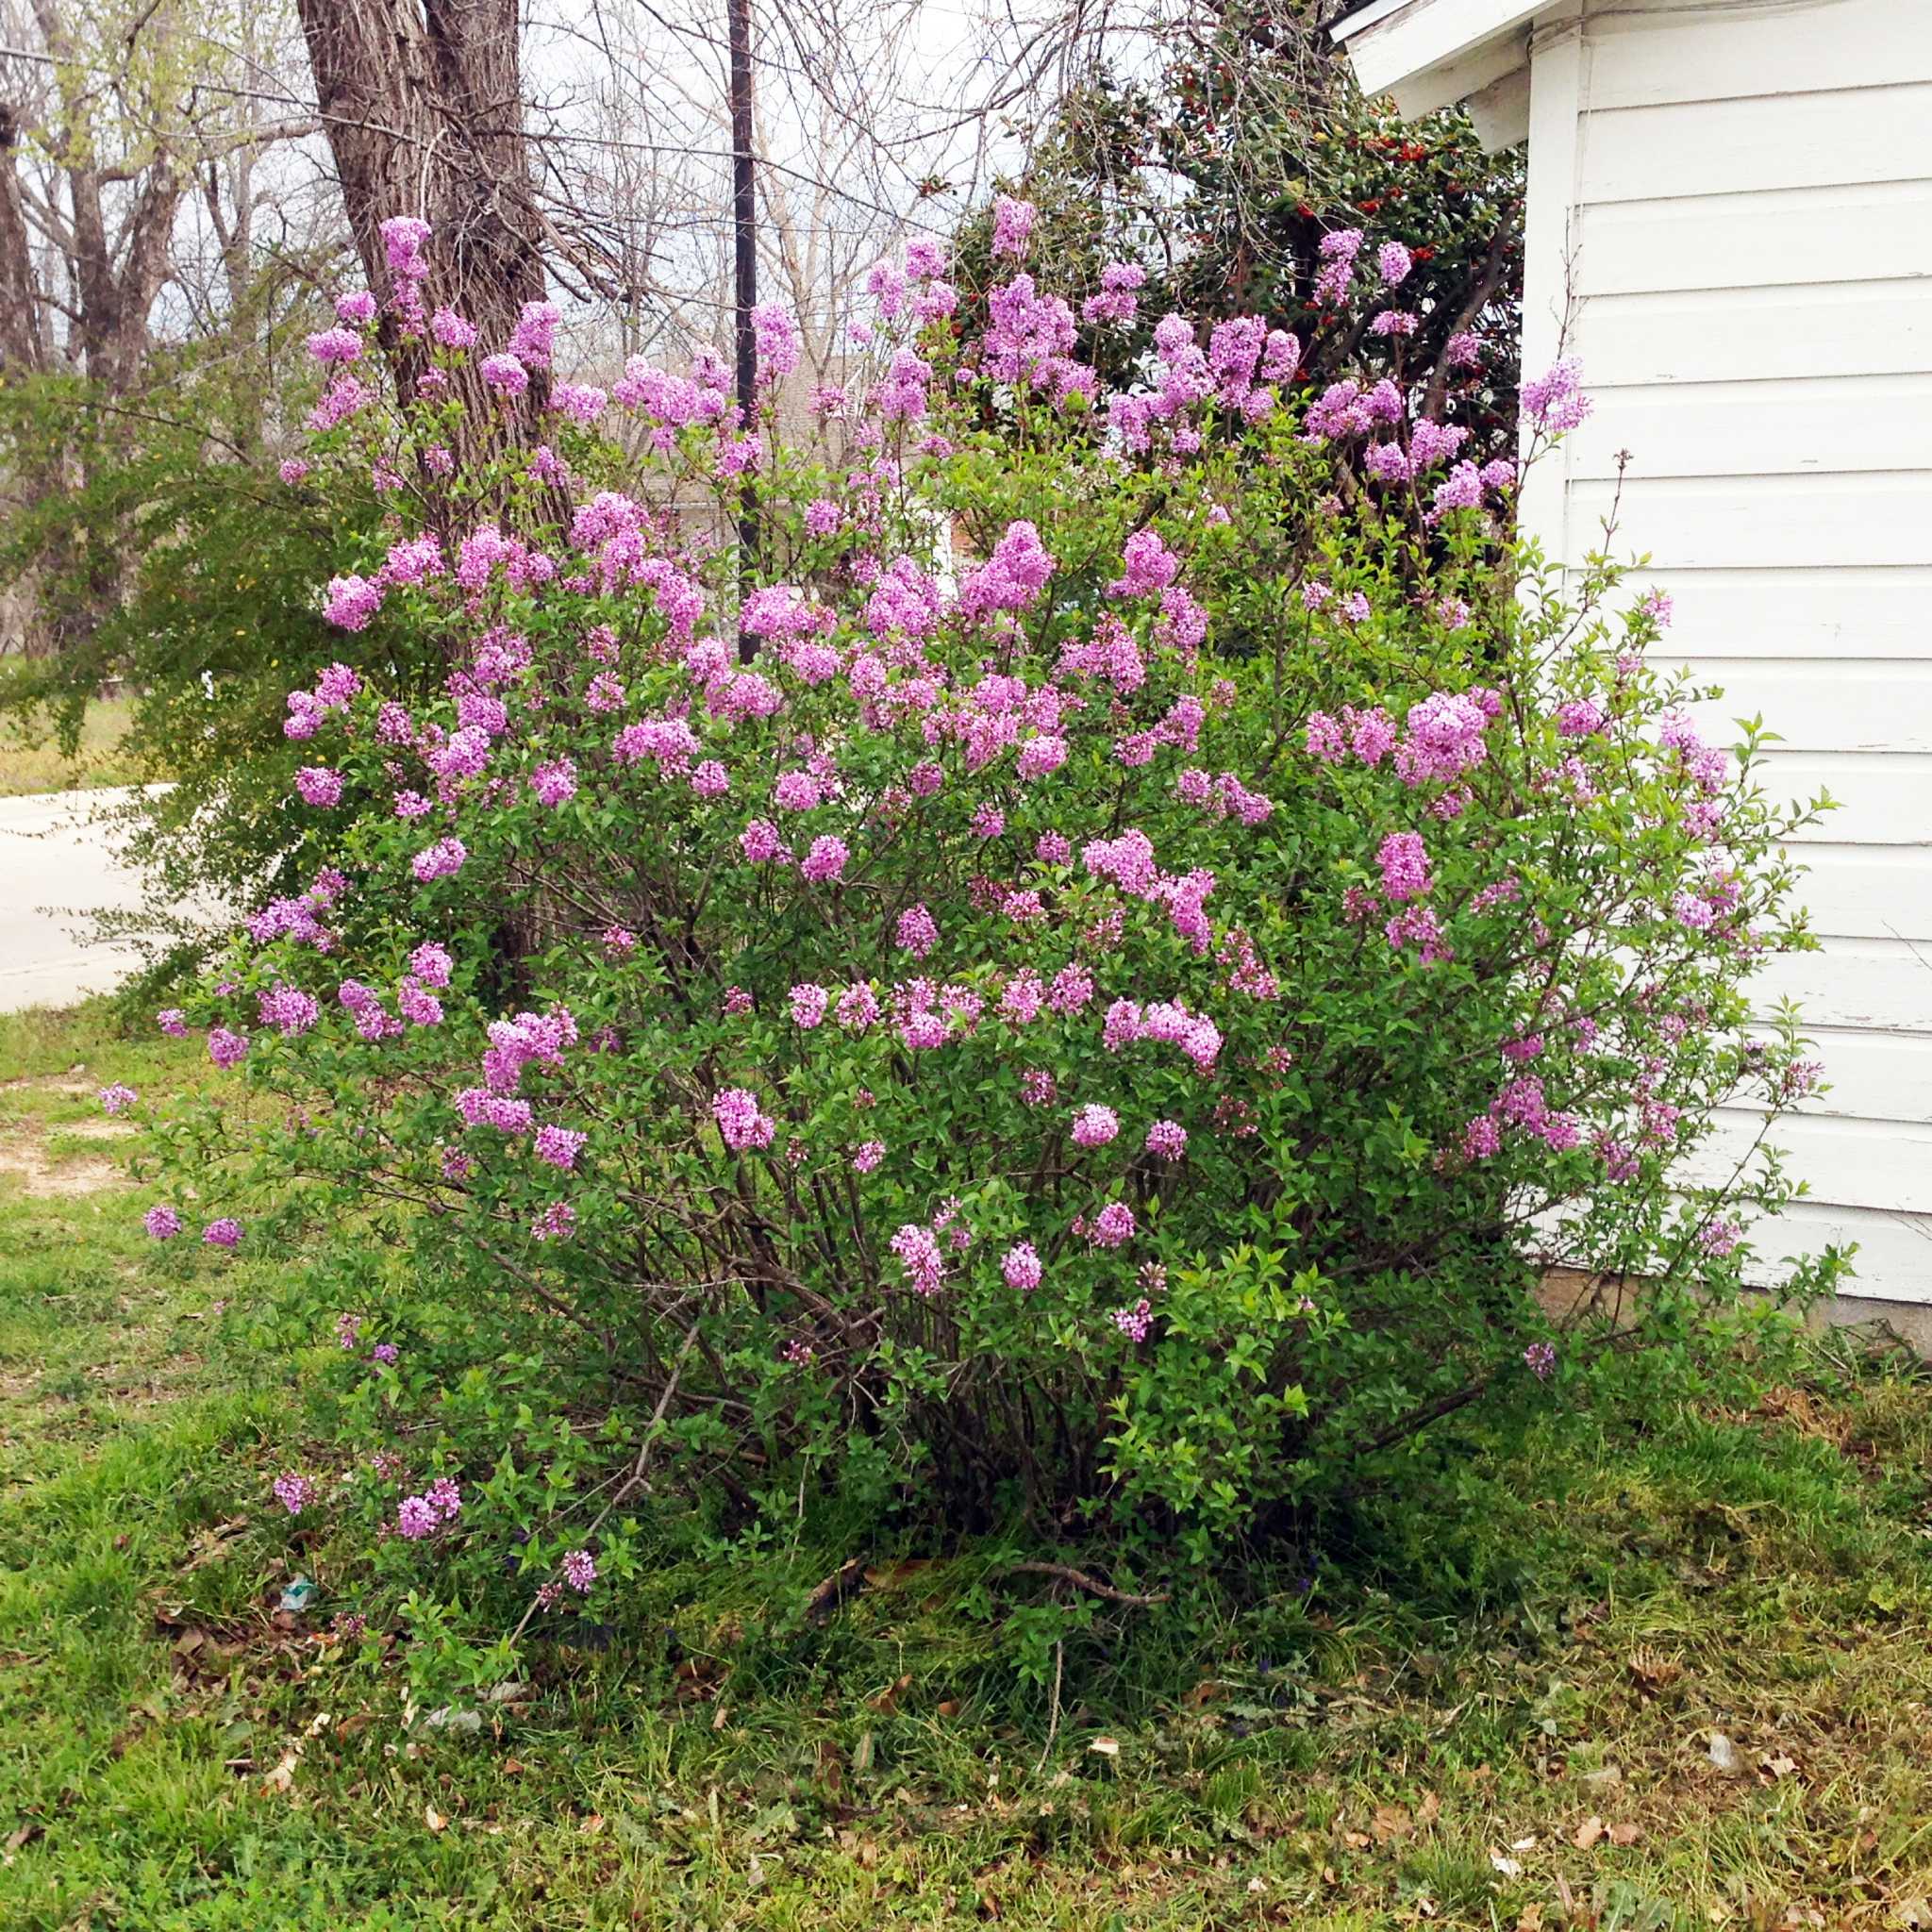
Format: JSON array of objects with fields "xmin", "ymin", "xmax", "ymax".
[
  {"xmin": 68, "ymin": 166, "xmax": 185, "ymax": 395},
  {"xmin": 293, "ymin": 0, "xmax": 550, "ymax": 408},
  {"xmin": 0, "ymin": 105, "xmax": 49, "ymax": 379}
]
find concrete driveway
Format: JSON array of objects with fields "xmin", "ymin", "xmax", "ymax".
[{"xmin": 0, "ymin": 788, "xmax": 177, "ymax": 1010}]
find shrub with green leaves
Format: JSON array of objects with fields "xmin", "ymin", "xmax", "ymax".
[
  {"xmin": 125, "ymin": 210, "xmax": 1841, "ymax": 1693},
  {"xmin": 0, "ymin": 350, "xmax": 398, "ymax": 974}
]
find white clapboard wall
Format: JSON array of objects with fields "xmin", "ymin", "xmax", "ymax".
[{"xmin": 1518, "ymin": 0, "xmax": 1932, "ymax": 1302}]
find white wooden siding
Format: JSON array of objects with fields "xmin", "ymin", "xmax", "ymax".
[
  {"xmin": 1526, "ymin": 0, "xmax": 1932, "ymax": 1302},
  {"xmin": 1566, "ymin": 376, "xmax": 1932, "ymax": 481}
]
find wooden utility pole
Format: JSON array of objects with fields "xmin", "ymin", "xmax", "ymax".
[{"xmin": 727, "ymin": 0, "xmax": 760, "ymax": 655}]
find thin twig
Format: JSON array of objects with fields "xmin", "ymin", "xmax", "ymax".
[
  {"xmin": 1008, "ymin": 1561, "xmax": 1169, "ymax": 1607},
  {"xmin": 1034, "ymin": 1638, "xmax": 1063, "ymax": 1775},
  {"xmin": 508, "ymin": 1324, "xmax": 699, "ymax": 1645}
]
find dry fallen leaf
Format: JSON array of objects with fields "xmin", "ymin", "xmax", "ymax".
[
  {"xmin": 1343, "ymin": 1830, "xmax": 1372, "ymax": 1850},
  {"xmin": 1418, "ymin": 1790, "xmax": 1441, "ymax": 1827},
  {"xmin": 1608, "ymin": 1823, "xmax": 1642, "ymax": 1847},
  {"xmin": 1517, "ymin": 1906, "xmax": 1545, "ymax": 1932},
  {"xmin": 1490, "ymin": 1849, "xmax": 1524, "ymax": 1878},
  {"xmin": 1573, "ymin": 1815, "xmax": 1605, "ymax": 1850},
  {"xmin": 1626, "ymin": 1647, "xmax": 1683, "ymax": 1692},
  {"xmin": 1759, "ymin": 1752, "xmax": 1798, "ymax": 1781},
  {"xmin": 181, "ymin": 1516, "xmax": 251, "ymax": 1573},
  {"xmin": 862, "ymin": 1559, "xmax": 935, "ymax": 1591},
  {"xmin": 803, "ymin": 1557, "xmax": 867, "ymax": 1623},
  {"xmin": 869, "ymin": 1673, "xmax": 912, "ymax": 1716},
  {"xmin": 261, "ymin": 1746, "xmax": 301, "ymax": 1795},
  {"xmin": 1371, "ymin": 1805, "xmax": 1412, "ymax": 1844},
  {"xmin": 578, "ymin": 1812, "xmax": 605, "ymax": 1836},
  {"xmin": 1088, "ymin": 1736, "xmax": 1120, "ymax": 1758},
  {"xmin": 671, "ymin": 1656, "xmax": 723, "ymax": 1703}
]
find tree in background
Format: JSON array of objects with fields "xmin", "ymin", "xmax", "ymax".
[
  {"xmin": 0, "ymin": 1, "xmax": 363, "ymax": 972},
  {"xmin": 0, "ymin": 0, "xmax": 319, "ymax": 669},
  {"xmin": 0, "ymin": 0, "xmax": 313, "ymax": 394},
  {"xmin": 292, "ymin": 0, "xmax": 552, "ymax": 426}
]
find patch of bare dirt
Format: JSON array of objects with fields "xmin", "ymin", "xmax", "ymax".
[
  {"xmin": 0, "ymin": 1131, "xmax": 125, "ymax": 1196},
  {"xmin": 55, "ymin": 1118, "xmax": 138, "ymax": 1141}
]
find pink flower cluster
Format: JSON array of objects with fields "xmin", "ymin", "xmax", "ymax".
[
  {"xmin": 397, "ymin": 1475, "xmax": 462, "ymax": 1540},
  {"xmin": 890, "ymin": 1222, "xmax": 945, "ymax": 1296},
  {"xmin": 274, "ymin": 1473, "xmax": 318, "ymax": 1514},
  {"xmin": 713, "ymin": 1088, "xmax": 776, "ymax": 1152}
]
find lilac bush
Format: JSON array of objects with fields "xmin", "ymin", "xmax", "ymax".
[{"xmin": 132, "ymin": 217, "xmax": 1841, "ymax": 1669}]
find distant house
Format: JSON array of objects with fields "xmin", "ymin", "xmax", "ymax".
[{"xmin": 1336, "ymin": 0, "xmax": 1932, "ymax": 1312}]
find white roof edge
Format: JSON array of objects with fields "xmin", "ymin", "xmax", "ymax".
[
  {"xmin": 1334, "ymin": 0, "xmax": 1542, "ymax": 109},
  {"xmin": 1330, "ymin": 0, "xmax": 1419, "ymax": 35}
]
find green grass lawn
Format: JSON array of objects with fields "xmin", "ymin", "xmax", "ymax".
[
  {"xmin": 0, "ymin": 696, "xmax": 149, "ymax": 796},
  {"xmin": 4, "ymin": 1005, "xmax": 1932, "ymax": 1929}
]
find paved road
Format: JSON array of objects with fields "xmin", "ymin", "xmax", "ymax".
[{"xmin": 0, "ymin": 788, "xmax": 184, "ymax": 1010}]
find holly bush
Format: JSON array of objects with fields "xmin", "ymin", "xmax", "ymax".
[{"xmin": 959, "ymin": 1, "xmax": 1524, "ymax": 465}]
